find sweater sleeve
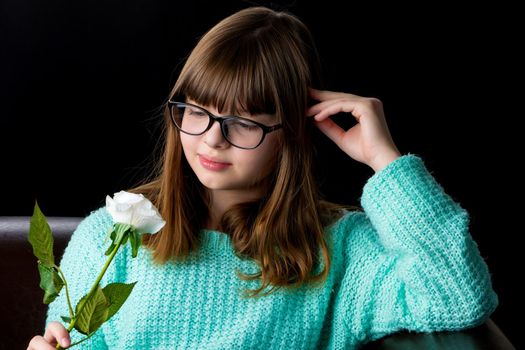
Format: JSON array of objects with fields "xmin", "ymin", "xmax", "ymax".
[
  {"xmin": 44, "ymin": 207, "xmax": 113, "ymax": 350},
  {"xmin": 340, "ymin": 154, "xmax": 498, "ymax": 344}
]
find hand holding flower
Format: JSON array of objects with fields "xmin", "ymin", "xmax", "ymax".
[{"xmin": 28, "ymin": 191, "xmax": 165, "ymax": 349}]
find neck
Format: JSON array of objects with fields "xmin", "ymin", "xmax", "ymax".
[{"xmin": 206, "ymin": 189, "xmax": 263, "ymax": 230}]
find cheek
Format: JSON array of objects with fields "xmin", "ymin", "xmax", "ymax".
[
  {"xmin": 180, "ymin": 134, "xmax": 198, "ymax": 165},
  {"xmin": 180, "ymin": 134, "xmax": 196, "ymax": 153},
  {"xmin": 263, "ymin": 132, "xmax": 282, "ymax": 158},
  {"xmin": 252, "ymin": 136, "xmax": 281, "ymax": 175},
  {"xmin": 180, "ymin": 133, "xmax": 189, "ymax": 149}
]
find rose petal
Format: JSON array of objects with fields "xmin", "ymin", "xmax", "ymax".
[
  {"xmin": 132, "ymin": 207, "xmax": 164, "ymax": 233},
  {"xmin": 113, "ymin": 191, "xmax": 144, "ymax": 205},
  {"xmin": 134, "ymin": 216, "xmax": 166, "ymax": 234},
  {"xmin": 105, "ymin": 195, "xmax": 115, "ymax": 209}
]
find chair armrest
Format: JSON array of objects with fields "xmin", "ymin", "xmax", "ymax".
[
  {"xmin": 361, "ymin": 318, "xmax": 515, "ymax": 349},
  {"xmin": 0, "ymin": 216, "xmax": 82, "ymax": 349}
]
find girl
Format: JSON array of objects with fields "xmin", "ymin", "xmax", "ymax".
[{"xmin": 29, "ymin": 6, "xmax": 498, "ymax": 350}]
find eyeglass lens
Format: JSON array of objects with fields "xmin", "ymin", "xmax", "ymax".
[{"xmin": 171, "ymin": 103, "xmax": 265, "ymax": 149}]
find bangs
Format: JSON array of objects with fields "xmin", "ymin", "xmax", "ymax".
[{"xmin": 173, "ymin": 39, "xmax": 278, "ymax": 118}]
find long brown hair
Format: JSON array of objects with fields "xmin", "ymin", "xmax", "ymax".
[{"xmin": 128, "ymin": 6, "xmax": 352, "ymax": 298}]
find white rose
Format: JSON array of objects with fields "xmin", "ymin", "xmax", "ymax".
[{"xmin": 105, "ymin": 191, "xmax": 165, "ymax": 234}]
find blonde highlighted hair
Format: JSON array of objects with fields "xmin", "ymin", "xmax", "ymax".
[{"xmin": 128, "ymin": 6, "xmax": 351, "ymax": 298}]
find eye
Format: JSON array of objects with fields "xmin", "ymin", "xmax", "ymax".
[
  {"xmin": 187, "ymin": 108, "xmax": 207, "ymax": 117},
  {"xmin": 232, "ymin": 120, "xmax": 259, "ymax": 130}
]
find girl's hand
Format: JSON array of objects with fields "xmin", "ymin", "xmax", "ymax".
[
  {"xmin": 27, "ymin": 321, "xmax": 70, "ymax": 349},
  {"xmin": 307, "ymin": 88, "xmax": 401, "ymax": 172}
]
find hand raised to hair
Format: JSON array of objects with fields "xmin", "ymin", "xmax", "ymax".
[{"xmin": 307, "ymin": 88, "xmax": 401, "ymax": 172}]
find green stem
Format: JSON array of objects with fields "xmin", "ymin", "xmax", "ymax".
[
  {"xmin": 70, "ymin": 331, "xmax": 97, "ymax": 348},
  {"xmin": 55, "ymin": 266, "xmax": 74, "ymax": 319},
  {"xmin": 56, "ymin": 225, "xmax": 128, "ymax": 349},
  {"xmin": 55, "ymin": 329, "xmax": 96, "ymax": 350}
]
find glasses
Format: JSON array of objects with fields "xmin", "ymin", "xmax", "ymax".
[{"xmin": 168, "ymin": 101, "xmax": 283, "ymax": 149}]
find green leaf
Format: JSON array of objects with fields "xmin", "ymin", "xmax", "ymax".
[
  {"xmin": 102, "ymin": 282, "xmax": 137, "ymax": 321},
  {"xmin": 37, "ymin": 263, "xmax": 64, "ymax": 304},
  {"xmin": 74, "ymin": 285, "xmax": 109, "ymax": 335},
  {"xmin": 104, "ymin": 223, "xmax": 132, "ymax": 256},
  {"xmin": 28, "ymin": 201, "xmax": 55, "ymax": 267},
  {"xmin": 114, "ymin": 223, "xmax": 132, "ymax": 240},
  {"xmin": 121, "ymin": 233, "xmax": 129, "ymax": 246},
  {"xmin": 104, "ymin": 242, "xmax": 116, "ymax": 256},
  {"xmin": 129, "ymin": 229, "xmax": 141, "ymax": 258},
  {"xmin": 104, "ymin": 229, "xmax": 117, "ymax": 256},
  {"xmin": 61, "ymin": 316, "xmax": 72, "ymax": 323}
]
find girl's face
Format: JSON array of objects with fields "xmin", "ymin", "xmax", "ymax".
[{"xmin": 180, "ymin": 100, "xmax": 281, "ymax": 196}]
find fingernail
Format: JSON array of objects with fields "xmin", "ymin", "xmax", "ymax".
[{"xmin": 61, "ymin": 338, "xmax": 70, "ymax": 347}]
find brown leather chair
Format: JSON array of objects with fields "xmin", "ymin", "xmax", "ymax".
[{"xmin": 0, "ymin": 216, "xmax": 515, "ymax": 349}]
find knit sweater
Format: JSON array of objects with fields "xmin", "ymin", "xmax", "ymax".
[{"xmin": 45, "ymin": 154, "xmax": 498, "ymax": 349}]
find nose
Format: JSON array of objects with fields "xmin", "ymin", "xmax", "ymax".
[{"xmin": 203, "ymin": 119, "xmax": 229, "ymax": 149}]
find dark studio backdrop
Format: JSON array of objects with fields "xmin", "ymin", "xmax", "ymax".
[{"xmin": 1, "ymin": 0, "xmax": 520, "ymax": 347}]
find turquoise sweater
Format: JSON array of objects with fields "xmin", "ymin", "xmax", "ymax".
[{"xmin": 45, "ymin": 155, "xmax": 498, "ymax": 349}]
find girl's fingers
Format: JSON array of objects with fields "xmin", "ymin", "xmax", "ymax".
[
  {"xmin": 43, "ymin": 322, "xmax": 70, "ymax": 348},
  {"xmin": 307, "ymin": 91, "xmax": 364, "ymax": 118},
  {"xmin": 27, "ymin": 335, "xmax": 58, "ymax": 350},
  {"xmin": 312, "ymin": 101, "xmax": 360, "ymax": 123},
  {"xmin": 309, "ymin": 88, "xmax": 342, "ymax": 100},
  {"xmin": 308, "ymin": 88, "xmax": 361, "ymax": 102},
  {"xmin": 307, "ymin": 98, "xmax": 357, "ymax": 118},
  {"xmin": 308, "ymin": 88, "xmax": 327, "ymax": 99},
  {"xmin": 307, "ymin": 99, "xmax": 341, "ymax": 116}
]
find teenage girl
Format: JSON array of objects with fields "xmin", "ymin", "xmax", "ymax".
[{"xmin": 28, "ymin": 6, "xmax": 498, "ymax": 350}]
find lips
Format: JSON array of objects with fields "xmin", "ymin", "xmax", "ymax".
[{"xmin": 198, "ymin": 155, "xmax": 232, "ymax": 171}]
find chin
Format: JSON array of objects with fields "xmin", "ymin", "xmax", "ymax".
[{"xmin": 195, "ymin": 174, "xmax": 234, "ymax": 190}]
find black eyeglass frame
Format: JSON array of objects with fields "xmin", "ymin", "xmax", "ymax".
[{"xmin": 167, "ymin": 101, "xmax": 283, "ymax": 149}]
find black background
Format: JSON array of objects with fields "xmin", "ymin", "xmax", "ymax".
[{"xmin": 1, "ymin": 0, "xmax": 520, "ymax": 347}]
